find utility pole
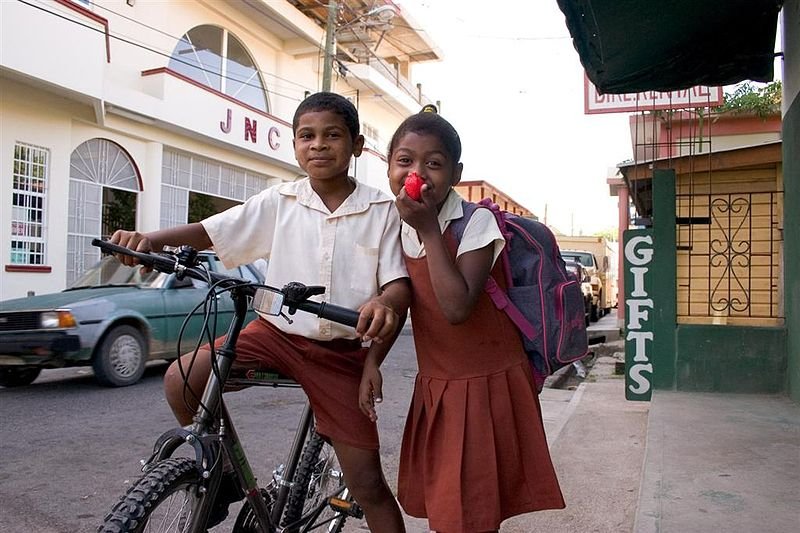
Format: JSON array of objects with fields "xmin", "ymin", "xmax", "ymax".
[{"xmin": 322, "ymin": 1, "xmax": 337, "ymax": 91}]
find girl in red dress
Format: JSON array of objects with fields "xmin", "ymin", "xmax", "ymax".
[{"xmin": 388, "ymin": 111, "xmax": 565, "ymax": 533}]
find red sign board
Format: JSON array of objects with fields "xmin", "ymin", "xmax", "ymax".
[{"xmin": 584, "ymin": 75, "xmax": 723, "ymax": 114}]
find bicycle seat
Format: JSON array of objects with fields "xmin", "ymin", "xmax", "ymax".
[{"xmin": 226, "ymin": 366, "xmax": 301, "ymax": 389}]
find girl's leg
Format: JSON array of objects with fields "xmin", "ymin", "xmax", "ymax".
[
  {"xmin": 164, "ymin": 348, "xmax": 213, "ymax": 425},
  {"xmin": 332, "ymin": 440, "xmax": 405, "ymax": 533}
]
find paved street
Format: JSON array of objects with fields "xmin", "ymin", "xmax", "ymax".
[{"xmin": 0, "ymin": 326, "xmax": 582, "ymax": 533}]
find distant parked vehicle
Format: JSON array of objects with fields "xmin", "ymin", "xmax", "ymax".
[
  {"xmin": 556, "ymin": 235, "xmax": 618, "ymax": 318},
  {"xmin": 564, "ymin": 259, "xmax": 594, "ymax": 325},
  {"xmin": 0, "ymin": 252, "xmax": 263, "ymax": 388}
]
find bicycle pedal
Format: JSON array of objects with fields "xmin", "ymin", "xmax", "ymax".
[{"xmin": 328, "ymin": 497, "xmax": 364, "ymax": 519}]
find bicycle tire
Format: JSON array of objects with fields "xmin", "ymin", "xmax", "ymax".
[
  {"xmin": 282, "ymin": 432, "xmax": 351, "ymax": 533},
  {"xmin": 98, "ymin": 458, "xmax": 204, "ymax": 533}
]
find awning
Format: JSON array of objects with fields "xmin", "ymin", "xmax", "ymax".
[{"xmin": 556, "ymin": 0, "xmax": 783, "ymax": 93}]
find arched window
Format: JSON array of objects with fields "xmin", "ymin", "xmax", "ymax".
[
  {"xmin": 67, "ymin": 139, "xmax": 141, "ymax": 285},
  {"xmin": 169, "ymin": 25, "xmax": 269, "ymax": 112}
]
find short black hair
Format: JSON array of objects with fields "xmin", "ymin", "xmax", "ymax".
[
  {"xmin": 387, "ymin": 112, "xmax": 462, "ymax": 163},
  {"xmin": 292, "ymin": 92, "xmax": 360, "ymax": 141}
]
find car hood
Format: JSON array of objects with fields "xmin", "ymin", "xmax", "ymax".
[{"xmin": 0, "ymin": 287, "xmax": 147, "ymax": 312}]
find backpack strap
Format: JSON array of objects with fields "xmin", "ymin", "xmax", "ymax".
[{"xmin": 449, "ymin": 199, "xmax": 538, "ymax": 342}]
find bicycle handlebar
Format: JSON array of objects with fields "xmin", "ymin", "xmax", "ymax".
[{"xmin": 92, "ymin": 239, "xmax": 361, "ymax": 328}]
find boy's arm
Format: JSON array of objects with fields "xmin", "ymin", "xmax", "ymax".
[{"xmin": 109, "ymin": 223, "xmax": 212, "ymax": 267}]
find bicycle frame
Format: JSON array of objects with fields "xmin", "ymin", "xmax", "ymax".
[
  {"xmin": 142, "ymin": 283, "xmax": 349, "ymax": 533},
  {"xmin": 92, "ymin": 240, "xmax": 361, "ymax": 533}
]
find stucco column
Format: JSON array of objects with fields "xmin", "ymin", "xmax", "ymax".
[{"xmin": 138, "ymin": 142, "xmax": 163, "ymax": 233}]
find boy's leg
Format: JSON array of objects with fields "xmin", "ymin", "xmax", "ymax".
[
  {"xmin": 164, "ymin": 348, "xmax": 213, "ymax": 426},
  {"xmin": 331, "ymin": 440, "xmax": 405, "ymax": 533}
]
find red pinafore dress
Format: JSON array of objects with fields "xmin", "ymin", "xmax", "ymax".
[{"xmin": 397, "ymin": 228, "xmax": 565, "ymax": 532}]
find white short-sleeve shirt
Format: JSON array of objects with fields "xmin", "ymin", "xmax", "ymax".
[
  {"xmin": 202, "ymin": 177, "xmax": 407, "ymax": 340},
  {"xmin": 401, "ymin": 189, "xmax": 505, "ymax": 263}
]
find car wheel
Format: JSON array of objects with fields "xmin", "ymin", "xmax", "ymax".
[
  {"xmin": 0, "ymin": 367, "xmax": 42, "ymax": 387},
  {"xmin": 93, "ymin": 325, "xmax": 147, "ymax": 387}
]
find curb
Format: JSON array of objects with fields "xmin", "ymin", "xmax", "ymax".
[{"xmin": 543, "ymin": 361, "xmax": 576, "ymax": 389}]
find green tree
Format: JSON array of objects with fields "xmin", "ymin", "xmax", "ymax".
[
  {"xmin": 593, "ymin": 228, "xmax": 618, "ymax": 242},
  {"xmin": 188, "ymin": 192, "xmax": 218, "ymax": 223},
  {"xmin": 716, "ymin": 80, "xmax": 782, "ymax": 119},
  {"xmin": 103, "ymin": 189, "xmax": 136, "ymax": 238}
]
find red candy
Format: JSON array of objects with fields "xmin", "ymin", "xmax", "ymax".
[{"xmin": 404, "ymin": 171, "xmax": 423, "ymax": 201}]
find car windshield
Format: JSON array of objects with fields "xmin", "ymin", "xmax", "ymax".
[
  {"xmin": 67, "ymin": 256, "xmax": 169, "ymax": 290},
  {"xmin": 562, "ymin": 252, "xmax": 594, "ymax": 267},
  {"xmin": 565, "ymin": 263, "xmax": 580, "ymax": 277}
]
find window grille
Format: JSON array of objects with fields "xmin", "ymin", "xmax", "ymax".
[
  {"xmin": 10, "ymin": 143, "xmax": 49, "ymax": 265},
  {"xmin": 677, "ymin": 189, "xmax": 783, "ymax": 323},
  {"xmin": 67, "ymin": 138, "xmax": 140, "ymax": 284},
  {"xmin": 161, "ymin": 149, "xmax": 276, "ymax": 228}
]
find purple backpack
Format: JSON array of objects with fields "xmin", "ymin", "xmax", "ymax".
[{"xmin": 450, "ymin": 199, "xmax": 589, "ymax": 390}]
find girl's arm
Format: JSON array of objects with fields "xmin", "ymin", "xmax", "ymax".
[
  {"xmin": 397, "ymin": 189, "xmax": 495, "ymax": 324},
  {"xmin": 358, "ymin": 278, "xmax": 410, "ymax": 421},
  {"xmin": 417, "ymin": 224, "xmax": 494, "ymax": 324}
]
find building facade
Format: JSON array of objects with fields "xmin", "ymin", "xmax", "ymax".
[
  {"xmin": 574, "ymin": 1, "xmax": 799, "ymax": 401},
  {"xmin": 0, "ymin": 0, "xmax": 440, "ymax": 300}
]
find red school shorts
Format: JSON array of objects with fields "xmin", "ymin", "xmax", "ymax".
[{"xmin": 217, "ymin": 318, "xmax": 379, "ymax": 450}]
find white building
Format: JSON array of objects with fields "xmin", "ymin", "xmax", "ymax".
[{"xmin": 0, "ymin": 0, "xmax": 441, "ymax": 299}]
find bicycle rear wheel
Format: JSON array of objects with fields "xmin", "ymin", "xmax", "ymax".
[
  {"xmin": 98, "ymin": 458, "xmax": 203, "ymax": 533},
  {"xmin": 282, "ymin": 432, "xmax": 356, "ymax": 533}
]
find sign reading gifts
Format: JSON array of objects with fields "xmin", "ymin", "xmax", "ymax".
[{"xmin": 624, "ymin": 230, "xmax": 655, "ymax": 401}]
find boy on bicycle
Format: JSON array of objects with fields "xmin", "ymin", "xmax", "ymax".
[{"xmin": 110, "ymin": 92, "xmax": 409, "ymax": 532}]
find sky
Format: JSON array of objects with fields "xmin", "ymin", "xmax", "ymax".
[{"xmin": 395, "ymin": 1, "xmax": 636, "ymax": 237}]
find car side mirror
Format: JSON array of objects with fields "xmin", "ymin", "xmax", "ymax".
[
  {"xmin": 584, "ymin": 275, "xmax": 591, "ymax": 283},
  {"xmin": 171, "ymin": 276, "xmax": 195, "ymax": 289}
]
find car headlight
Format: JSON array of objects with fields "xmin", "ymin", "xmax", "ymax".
[{"xmin": 40, "ymin": 310, "xmax": 77, "ymax": 329}]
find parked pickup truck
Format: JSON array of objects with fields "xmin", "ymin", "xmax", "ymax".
[{"xmin": 556, "ymin": 236, "xmax": 617, "ymax": 321}]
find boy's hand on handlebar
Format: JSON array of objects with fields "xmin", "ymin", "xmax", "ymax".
[
  {"xmin": 358, "ymin": 361, "xmax": 383, "ymax": 422},
  {"xmin": 356, "ymin": 299, "xmax": 398, "ymax": 343},
  {"xmin": 109, "ymin": 230, "xmax": 154, "ymax": 268}
]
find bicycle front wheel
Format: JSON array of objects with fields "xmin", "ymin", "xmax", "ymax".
[
  {"xmin": 282, "ymin": 432, "xmax": 354, "ymax": 533},
  {"xmin": 98, "ymin": 458, "xmax": 204, "ymax": 533}
]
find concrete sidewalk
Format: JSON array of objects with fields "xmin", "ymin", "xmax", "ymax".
[
  {"xmin": 354, "ymin": 318, "xmax": 800, "ymax": 532},
  {"xmin": 502, "ymin": 359, "xmax": 650, "ymax": 532},
  {"xmin": 505, "ymin": 354, "xmax": 800, "ymax": 533},
  {"xmin": 635, "ymin": 389, "xmax": 800, "ymax": 533}
]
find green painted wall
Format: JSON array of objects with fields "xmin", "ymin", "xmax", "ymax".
[
  {"xmin": 651, "ymin": 169, "xmax": 677, "ymax": 389},
  {"xmin": 676, "ymin": 325, "xmax": 787, "ymax": 393},
  {"xmin": 785, "ymin": 93, "xmax": 800, "ymax": 402}
]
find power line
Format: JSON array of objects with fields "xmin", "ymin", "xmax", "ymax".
[
  {"xmin": 16, "ymin": 0, "xmax": 421, "ymax": 121},
  {"xmin": 87, "ymin": 0, "xmax": 313, "ymax": 93},
  {"xmin": 17, "ymin": 0, "xmax": 308, "ymax": 107}
]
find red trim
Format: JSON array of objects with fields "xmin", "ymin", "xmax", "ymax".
[
  {"xmin": 54, "ymin": 0, "xmax": 111, "ymax": 62},
  {"xmin": 141, "ymin": 68, "xmax": 292, "ymax": 127},
  {"xmin": 5, "ymin": 265, "xmax": 52, "ymax": 273}
]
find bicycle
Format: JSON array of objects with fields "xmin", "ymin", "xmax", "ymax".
[{"xmin": 93, "ymin": 239, "xmax": 365, "ymax": 533}]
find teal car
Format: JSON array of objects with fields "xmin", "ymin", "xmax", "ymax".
[{"xmin": 0, "ymin": 253, "xmax": 264, "ymax": 387}]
